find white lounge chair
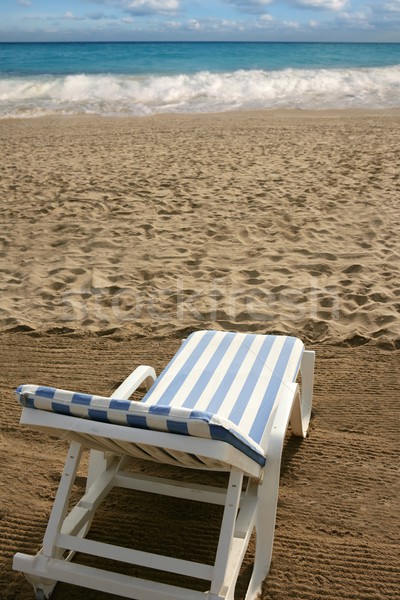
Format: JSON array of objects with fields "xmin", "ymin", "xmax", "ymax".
[{"xmin": 13, "ymin": 329, "xmax": 314, "ymax": 600}]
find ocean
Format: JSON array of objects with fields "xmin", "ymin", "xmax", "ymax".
[{"xmin": 1, "ymin": 42, "xmax": 400, "ymax": 118}]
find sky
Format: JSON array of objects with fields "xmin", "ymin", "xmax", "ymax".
[{"xmin": 1, "ymin": 0, "xmax": 400, "ymax": 43}]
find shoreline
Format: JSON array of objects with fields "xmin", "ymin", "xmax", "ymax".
[{"xmin": 2, "ymin": 106, "xmax": 400, "ymax": 123}]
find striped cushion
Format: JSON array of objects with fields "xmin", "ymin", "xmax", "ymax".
[
  {"xmin": 15, "ymin": 331, "xmax": 304, "ymax": 467},
  {"xmin": 141, "ymin": 330, "xmax": 304, "ymax": 444}
]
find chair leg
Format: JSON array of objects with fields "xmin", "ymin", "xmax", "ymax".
[
  {"xmin": 290, "ymin": 350, "xmax": 314, "ymax": 437},
  {"xmin": 301, "ymin": 350, "xmax": 315, "ymax": 425},
  {"xmin": 244, "ymin": 453, "xmax": 281, "ymax": 600},
  {"xmin": 15, "ymin": 441, "xmax": 84, "ymax": 598},
  {"xmin": 42, "ymin": 441, "xmax": 83, "ymax": 558},
  {"xmin": 208, "ymin": 469, "xmax": 244, "ymax": 600},
  {"xmin": 245, "ymin": 380, "xmax": 306, "ymax": 600}
]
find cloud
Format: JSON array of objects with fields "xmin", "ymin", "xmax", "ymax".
[
  {"xmin": 282, "ymin": 19, "xmax": 301, "ymax": 28},
  {"xmin": 229, "ymin": 0, "xmax": 349, "ymax": 11},
  {"xmin": 89, "ymin": 0, "xmax": 180, "ymax": 16},
  {"xmin": 292, "ymin": 0, "xmax": 348, "ymax": 10},
  {"xmin": 187, "ymin": 18, "xmax": 201, "ymax": 29},
  {"xmin": 85, "ymin": 11, "xmax": 116, "ymax": 20},
  {"xmin": 126, "ymin": 0, "xmax": 179, "ymax": 14},
  {"xmin": 225, "ymin": 0, "xmax": 274, "ymax": 14},
  {"xmin": 367, "ymin": 1, "xmax": 400, "ymax": 30},
  {"xmin": 164, "ymin": 19, "xmax": 181, "ymax": 27},
  {"xmin": 255, "ymin": 13, "xmax": 275, "ymax": 28},
  {"xmin": 383, "ymin": 0, "xmax": 400, "ymax": 12},
  {"xmin": 64, "ymin": 11, "xmax": 80, "ymax": 20},
  {"xmin": 336, "ymin": 10, "xmax": 373, "ymax": 29},
  {"xmin": 259, "ymin": 13, "xmax": 274, "ymax": 21},
  {"xmin": 17, "ymin": 0, "xmax": 32, "ymax": 6}
]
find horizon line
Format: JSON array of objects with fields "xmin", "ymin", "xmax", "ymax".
[{"xmin": 1, "ymin": 40, "xmax": 400, "ymax": 44}]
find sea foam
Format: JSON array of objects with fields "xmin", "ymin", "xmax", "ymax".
[{"xmin": 0, "ymin": 65, "xmax": 399, "ymax": 118}]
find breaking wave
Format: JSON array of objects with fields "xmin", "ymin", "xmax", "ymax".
[{"xmin": 1, "ymin": 65, "xmax": 399, "ymax": 118}]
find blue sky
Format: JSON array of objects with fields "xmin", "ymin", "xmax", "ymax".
[{"xmin": 1, "ymin": 0, "xmax": 400, "ymax": 42}]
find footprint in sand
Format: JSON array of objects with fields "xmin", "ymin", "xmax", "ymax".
[
  {"xmin": 342, "ymin": 264, "xmax": 365, "ymax": 274},
  {"xmin": 237, "ymin": 227, "xmax": 250, "ymax": 244}
]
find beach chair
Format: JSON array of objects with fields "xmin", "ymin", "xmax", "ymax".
[{"xmin": 13, "ymin": 330, "xmax": 314, "ymax": 600}]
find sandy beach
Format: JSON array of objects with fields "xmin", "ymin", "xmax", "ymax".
[
  {"xmin": 1, "ymin": 110, "xmax": 399, "ymax": 599},
  {"xmin": 1, "ymin": 109, "xmax": 399, "ymax": 345}
]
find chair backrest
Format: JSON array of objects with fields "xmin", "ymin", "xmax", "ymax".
[{"xmin": 141, "ymin": 330, "xmax": 304, "ymax": 445}]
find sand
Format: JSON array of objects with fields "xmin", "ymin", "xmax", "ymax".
[
  {"xmin": 0, "ymin": 109, "xmax": 399, "ymax": 345},
  {"xmin": 1, "ymin": 336, "xmax": 399, "ymax": 600},
  {"xmin": 0, "ymin": 110, "xmax": 399, "ymax": 599}
]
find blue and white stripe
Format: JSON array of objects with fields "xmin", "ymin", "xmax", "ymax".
[
  {"xmin": 15, "ymin": 331, "xmax": 303, "ymax": 467},
  {"xmin": 141, "ymin": 331, "xmax": 303, "ymax": 444}
]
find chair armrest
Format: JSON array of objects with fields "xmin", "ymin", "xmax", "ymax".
[{"xmin": 111, "ymin": 366, "xmax": 156, "ymax": 400}]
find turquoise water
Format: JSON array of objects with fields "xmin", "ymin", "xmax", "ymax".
[{"xmin": 1, "ymin": 42, "xmax": 400, "ymax": 117}]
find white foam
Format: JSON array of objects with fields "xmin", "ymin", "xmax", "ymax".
[{"xmin": 0, "ymin": 65, "xmax": 399, "ymax": 118}]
